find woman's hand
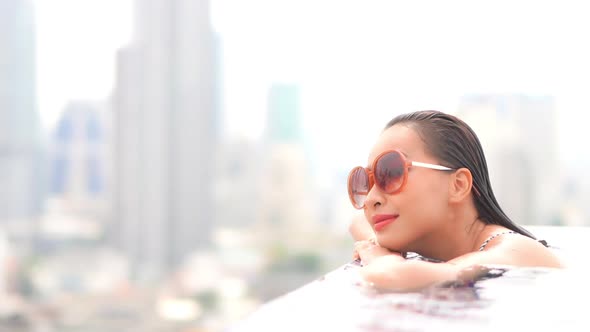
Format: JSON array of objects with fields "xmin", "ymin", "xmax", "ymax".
[
  {"xmin": 353, "ymin": 238, "xmax": 404, "ymax": 266},
  {"xmin": 348, "ymin": 214, "xmax": 375, "ymax": 241}
]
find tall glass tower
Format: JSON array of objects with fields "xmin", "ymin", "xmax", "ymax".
[
  {"xmin": 0, "ymin": 0, "xmax": 44, "ymax": 230},
  {"xmin": 111, "ymin": 0, "xmax": 219, "ymax": 281}
]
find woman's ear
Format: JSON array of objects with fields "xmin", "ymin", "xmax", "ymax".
[{"xmin": 448, "ymin": 168, "xmax": 473, "ymax": 203}]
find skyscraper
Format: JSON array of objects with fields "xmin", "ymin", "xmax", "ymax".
[
  {"xmin": 111, "ymin": 0, "xmax": 219, "ymax": 280},
  {"xmin": 256, "ymin": 83, "xmax": 321, "ymax": 249},
  {"xmin": 457, "ymin": 94, "xmax": 559, "ymax": 226},
  {"xmin": 0, "ymin": 0, "xmax": 44, "ymax": 233},
  {"xmin": 48, "ymin": 101, "xmax": 108, "ymax": 214},
  {"xmin": 267, "ymin": 84, "xmax": 302, "ymax": 143}
]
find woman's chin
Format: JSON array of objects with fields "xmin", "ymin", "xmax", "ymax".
[{"xmin": 376, "ymin": 239, "xmax": 405, "ymax": 253}]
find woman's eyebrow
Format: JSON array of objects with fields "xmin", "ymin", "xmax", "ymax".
[{"xmin": 366, "ymin": 149, "xmax": 411, "ymax": 168}]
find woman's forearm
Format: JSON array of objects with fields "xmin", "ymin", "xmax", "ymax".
[
  {"xmin": 360, "ymin": 256, "xmax": 460, "ymax": 292},
  {"xmin": 349, "ymin": 214, "xmax": 375, "ymax": 241}
]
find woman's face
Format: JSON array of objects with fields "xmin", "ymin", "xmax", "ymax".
[{"xmin": 364, "ymin": 124, "xmax": 452, "ymax": 252}]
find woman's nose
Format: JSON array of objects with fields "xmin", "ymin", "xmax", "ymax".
[{"xmin": 364, "ymin": 184, "xmax": 383, "ymax": 209}]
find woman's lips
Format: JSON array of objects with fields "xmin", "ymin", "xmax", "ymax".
[{"xmin": 372, "ymin": 215, "xmax": 398, "ymax": 232}]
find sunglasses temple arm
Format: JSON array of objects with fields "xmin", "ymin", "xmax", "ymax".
[{"xmin": 410, "ymin": 161, "xmax": 453, "ymax": 171}]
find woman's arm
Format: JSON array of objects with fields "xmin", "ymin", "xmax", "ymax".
[
  {"xmin": 353, "ymin": 239, "xmax": 459, "ymax": 291},
  {"xmin": 349, "ymin": 214, "xmax": 375, "ymax": 241},
  {"xmin": 355, "ymin": 235, "xmax": 564, "ymax": 291},
  {"xmin": 448, "ymin": 236, "xmax": 564, "ymax": 268},
  {"xmin": 360, "ymin": 257, "xmax": 460, "ymax": 291}
]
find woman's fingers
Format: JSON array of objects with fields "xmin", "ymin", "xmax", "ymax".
[{"xmin": 353, "ymin": 239, "xmax": 380, "ymax": 265}]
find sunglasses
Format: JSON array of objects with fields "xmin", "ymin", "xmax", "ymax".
[{"xmin": 347, "ymin": 150, "xmax": 455, "ymax": 209}]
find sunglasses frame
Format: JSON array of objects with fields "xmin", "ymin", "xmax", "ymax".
[{"xmin": 347, "ymin": 149, "xmax": 455, "ymax": 209}]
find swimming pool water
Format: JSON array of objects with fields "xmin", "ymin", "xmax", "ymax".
[{"xmin": 228, "ymin": 226, "xmax": 589, "ymax": 332}]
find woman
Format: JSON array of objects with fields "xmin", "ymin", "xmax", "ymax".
[{"xmin": 348, "ymin": 110, "xmax": 563, "ymax": 291}]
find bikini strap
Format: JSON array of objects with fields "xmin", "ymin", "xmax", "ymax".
[{"xmin": 478, "ymin": 231, "xmax": 516, "ymax": 251}]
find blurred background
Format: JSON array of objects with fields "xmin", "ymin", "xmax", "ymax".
[{"xmin": 1, "ymin": 0, "xmax": 589, "ymax": 331}]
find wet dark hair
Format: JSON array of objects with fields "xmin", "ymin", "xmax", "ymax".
[{"xmin": 385, "ymin": 110, "xmax": 536, "ymax": 239}]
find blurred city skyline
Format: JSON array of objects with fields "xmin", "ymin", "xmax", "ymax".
[
  {"xmin": 30, "ymin": 0, "xmax": 590, "ymax": 244},
  {"xmin": 34, "ymin": 0, "xmax": 590, "ymax": 169},
  {"xmin": 3, "ymin": 0, "xmax": 589, "ymax": 330}
]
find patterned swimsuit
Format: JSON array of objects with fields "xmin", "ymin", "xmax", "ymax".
[
  {"xmin": 478, "ymin": 230, "xmax": 549, "ymax": 251},
  {"xmin": 405, "ymin": 230, "xmax": 549, "ymax": 262},
  {"xmin": 478, "ymin": 230, "xmax": 516, "ymax": 251}
]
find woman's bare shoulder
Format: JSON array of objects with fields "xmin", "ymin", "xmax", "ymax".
[{"xmin": 450, "ymin": 234, "xmax": 564, "ymax": 268}]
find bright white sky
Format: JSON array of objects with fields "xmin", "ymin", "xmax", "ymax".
[
  {"xmin": 34, "ymin": 0, "xmax": 133, "ymax": 126},
  {"xmin": 34, "ymin": 0, "xmax": 590, "ymax": 168}
]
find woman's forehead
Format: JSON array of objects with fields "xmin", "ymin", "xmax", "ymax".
[{"xmin": 367, "ymin": 125, "xmax": 426, "ymax": 165}]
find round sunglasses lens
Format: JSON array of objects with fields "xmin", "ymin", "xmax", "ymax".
[
  {"xmin": 375, "ymin": 152, "xmax": 405, "ymax": 193},
  {"xmin": 349, "ymin": 168, "xmax": 369, "ymax": 208}
]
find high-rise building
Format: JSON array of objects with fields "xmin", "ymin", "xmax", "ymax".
[
  {"xmin": 49, "ymin": 102, "xmax": 108, "ymax": 202},
  {"xmin": 214, "ymin": 139, "xmax": 262, "ymax": 229},
  {"xmin": 457, "ymin": 94, "xmax": 559, "ymax": 226},
  {"xmin": 256, "ymin": 83, "xmax": 321, "ymax": 249},
  {"xmin": 111, "ymin": 0, "xmax": 219, "ymax": 281},
  {"xmin": 0, "ymin": 0, "xmax": 44, "ymax": 234},
  {"xmin": 267, "ymin": 84, "xmax": 302, "ymax": 143},
  {"xmin": 41, "ymin": 101, "xmax": 109, "ymax": 241}
]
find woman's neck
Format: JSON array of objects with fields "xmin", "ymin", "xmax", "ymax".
[{"xmin": 414, "ymin": 206, "xmax": 495, "ymax": 261}]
